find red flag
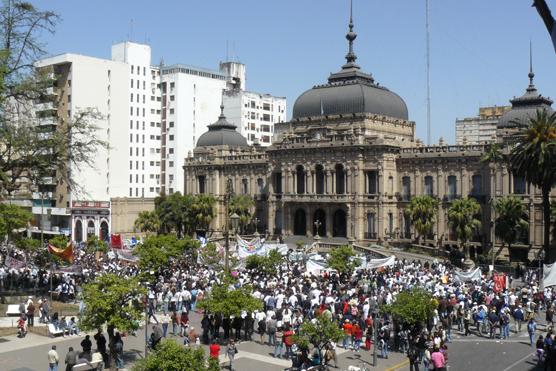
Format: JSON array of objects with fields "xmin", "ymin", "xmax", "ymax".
[
  {"xmin": 493, "ymin": 273, "xmax": 506, "ymax": 293},
  {"xmin": 48, "ymin": 241, "xmax": 74, "ymax": 263},
  {"xmin": 110, "ymin": 234, "xmax": 123, "ymax": 249}
]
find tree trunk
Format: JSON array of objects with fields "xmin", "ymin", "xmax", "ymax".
[{"xmin": 542, "ymin": 186, "xmax": 551, "ymax": 263}]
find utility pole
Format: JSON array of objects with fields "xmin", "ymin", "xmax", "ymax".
[
  {"xmin": 224, "ymin": 179, "xmax": 233, "ymax": 273},
  {"xmin": 425, "ymin": 0, "xmax": 431, "ymax": 145}
]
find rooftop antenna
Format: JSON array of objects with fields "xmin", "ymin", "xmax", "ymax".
[{"xmin": 425, "ymin": 0, "xmax": 431, "ymax": 146}]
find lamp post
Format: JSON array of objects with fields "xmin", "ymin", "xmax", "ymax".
[
  {"xmin": 540, "ymin": 250, "xmax": 545, "ymax": 283},
  {"xmin": 224, "ymin": 179, "xmax": 234, "ymax": 273},
  {"xmin": 372, "ymin": 308, "xmax": 379, "ymax": 367}
]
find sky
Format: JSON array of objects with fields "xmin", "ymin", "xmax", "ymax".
[{"xmin": 32, "ymin": 0, "xmax": 556, "ymax": 144}]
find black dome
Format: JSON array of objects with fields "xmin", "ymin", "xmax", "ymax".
[
  {"xmin": 196, "ymin": 105, "xmax": 248, "ymax": 148},
  {"xmin": 293, "ymin": 76, "xmax": 408, "ymax": 120},
  {"xmin": 498, "ymin": 72, "xmax": 553, "ymax": 129}
]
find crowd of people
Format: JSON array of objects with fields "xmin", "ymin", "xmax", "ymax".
[{"xmin": 2, "ymin": 239, "xmax": 556, "ymax": 370}]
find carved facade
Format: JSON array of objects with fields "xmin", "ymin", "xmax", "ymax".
[{"xmin": 183, "ymin": 16, "xmax": 555, "ymax": 262}]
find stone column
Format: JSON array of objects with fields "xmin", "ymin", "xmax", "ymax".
[{"xmin": 326, "ymin": 170, "xmax": 332, "ymax": 194}]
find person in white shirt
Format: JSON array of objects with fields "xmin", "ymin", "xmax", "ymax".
[{"xmin": 47, "ymin": 345, "xmax": 59, "ymax": 371}]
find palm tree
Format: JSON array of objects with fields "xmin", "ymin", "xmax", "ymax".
[
  {"xmin": 133, "ymin": 210, "xmax": 160, "ymax": 236},
  {"xmin": 494, "ymin": 197, "xmax": 529, "ymax": 262},
  {"xmin": 481, "ymin": 142, "xmax": 505, "ymax": 167},
  {"xmin": 448, "ymin": 197, "xmax": 482, "ymax": 265},
  {"xmin": 191, "ymin": 195, "xmax": 216, "ymax": 234},
  {"xmin": 405, "ymin": 195, "xmax": 439, "ymax": 244},
  {"xmin": 510, "ymin": 110, "xmax": 556, "ymax": 261},
  {"xmin": 229, "ymin": 195, "xmax": 255, "ymax": 234}
]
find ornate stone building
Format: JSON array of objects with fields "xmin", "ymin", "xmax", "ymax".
[{"xmin": 183, "ymin": 15, "xmax": 555, "ymax": 261}]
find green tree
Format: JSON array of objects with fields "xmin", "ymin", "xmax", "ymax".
[
  {"xmin": 404, "ymin": 195, "xmax": 439, "ymax": 243},
  {"xmin": 229, "ymin": 195, "xmax": 255, "ymax": 233},
  {"xmin": 80, "ymin": 273, "xmax": 146, "ymax": 346},
  {"xmin": 244, "ymin": 249, "xmax": 284, "ymax": 275},
  {"xmin": 292, "ymin": 313, "xmax": 343, "ymax": 359},
  {"xmin": 190, "ymin": 194, "xmax": 216, "ymax": 234},
  {"xmin": 134, "ymin": 210, "xmax": 160, "ymax": 236},
  {"xmin": 510, "ymin": 110, "xmax": 556, "ymax": 260},
  {"xmin": 154, "ymin": 192, "xmax": 186, "ymax": 237},
  {"xmin": 326, "ymin": 245, "xmax": 361, "ymax": 275},
  {"xmin": 134, "ymin": 234, "xmax": 199, "ymax": 275},
  {"xmin": 48, "ymin": 234, "xmax": 68, "ymax": 249},
  {"xmin": 197, "ymin": 276, "xmax": 263, "ymax": 317},
  {"xmin": 132, "ymin": 340, "xmax": 208, "ymax": 371},
  {"xmin": 448, "ymin": 197, "xmax": 482, "ymax": 262},
  {"xmin": 0, "ymin": 203, "xmax": 31, "ymax": 240},
  {"xmin": 383, "ymin": 288, "xmax": 437, "ymax": 327},
  {"xmin": 0, "ymin": 2, "xmax": 107, "ymax": 196},
  {"xmin": 494, "ymin": 197, "xmax": 529, "ymax": 260},
  {"xmin": 84, "ymin": 234, "xmax": 108, "ymax": 254}
]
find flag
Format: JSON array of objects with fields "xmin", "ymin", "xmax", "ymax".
[
  {"xmin": 493, "ymin": 273, "xmax": 506, "ymax": 293},
  {"xmin": 4, "ymin": 256, "xmax": 26, "ymax": 270},
  {"xmin": 48, "ymin": 241, "xmax": 74, "ymax": 263},
  {"xmin": 533, "ymin": 0, "xmax": 556, "ymax": 53},
  {"xmin": 110, "ymin": 234, "xmax": 123, "ymax": 249}
]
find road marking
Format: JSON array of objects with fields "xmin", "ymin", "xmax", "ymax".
[
  {"xmin": 384, "ymin": 359, "xmax": 409, "ymax": 371},
  {"xmin": 501, "ymin": 352, "xmax": 534, "ymax": 371},
  {"xmin": 219, "ymin": 350, "xmax": 292, "ymax": 367}
]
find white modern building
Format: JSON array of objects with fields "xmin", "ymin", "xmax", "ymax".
[
  {"xmin": 455, "ymin": 106, "xmax": 510, "ymax": 145},
  {"xmin": 34, "ymin": 41, "xmax": 161, "ymax": 242},
  {"xmin": 223, "ymin": 90, "xmax": 286, "ymax": 146}
]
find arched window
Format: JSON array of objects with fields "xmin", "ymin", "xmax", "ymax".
[
  {"xmin": 87, "ymin": 220, "xmax": 95, "ymax": 238},
  {"xmin": 296, "ymin": 165, "xmax": 305, "ymax": 194},
  {"xmin": 388, "ymin": 176, "xmax": 394, "ymax": 194},
  {"xmin": 100, "ymin": 221, "xmax": 109, "ymax": 241},
  {"xmin": 315, "ymin": 164, "xmax": 325, "ymax": 194},
  {"xmin": 74, "ymin": 220, "xmax": 83, "ymax": 243},
  {"xmin": 257, "ymin": 178, "xmax": 264, "ymax": 194},
  {"xmin": 335, "ymin": 164, "xmax": 345, "ymax": 195},
  {"xmin": 447, "ymin": 175, "xmax": 457, "ymax": 199}
]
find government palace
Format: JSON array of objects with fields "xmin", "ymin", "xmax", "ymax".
[{"xmin": 182, "ymin": 12, "xmax": 555, "ymax": 262}]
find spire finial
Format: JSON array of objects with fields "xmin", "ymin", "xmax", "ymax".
[
  {"xmin": 528, "ymin": 40, "xmax": 535, "ymax": 86},
  {"xmin": 344, "ymin": 0, "xmax": 358, "ymax": 68},
  {"xmin": 219, "ymin": 91, "xmax": 225, "ymax": 118}
]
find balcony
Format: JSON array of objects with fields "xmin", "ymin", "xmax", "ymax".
[
  {"xmin": 35, "ymin": 101, "xmax": 56, "ymax": 112},
  {"xmin": 282, "ymin": 193, "xmax": 355, "ymax": 202}
]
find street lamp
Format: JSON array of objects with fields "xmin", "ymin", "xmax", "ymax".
[
  {"xmin": 372, "ymin": 308, "xmax": 379, "ymax": 367},
  {"xmin": 539, "ymin": 250, "xmax": 546, "ymax": 282}
]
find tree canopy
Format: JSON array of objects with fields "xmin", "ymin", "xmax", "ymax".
[
  {"xmin": 510, "ymin": 110, "xmax": 556, "ymax": 259},
  {"xmin": 133, "ymin": 234, "xmax": 199, "ymax": 275},
  {"xmin": 448, "ymin": 197, "xmax": 482, "ymax": 259},
  {"xmin": 292, "ymin": 313, "xmax": 344, "ymax": 357},
  {"xmin": 229, "ymin": 194, "xmax": 254, "ymax": 233},
  {"xmin": 383, "ymin": 287, "xmax": 437, "ymax": 326},
  {"xmin": 326, "ymin": 245, "xmax": 360, "ymax": 275},
  {"xmin": 197, "ymin": 276, "xmax": 262, "ymax": 317},
  {"xmin": 0, "ymin": 203, "xmax": 31, "ymax": 240},
  {"xmin": 494, "ymin": 196, "xmax": 529, "ymax": 252},
  {"xmin": 245, "ymin": 249, "xmax": 283, "ymax": 275},
  {"xmin": 154, "ymin": 193, "xmax": 216, "ymax": 237},
  {"xmin": 132, "ymin": 340, "xmax": 217, "ymax": 371},
  {"xmin": 80, "ymin": 273, "xmax": 146, "ymax": 340},
  {"xmin": 405, "ymin": 195, "xmax": 439, "ymax": 243},
  {"xmin": 134, "ymin": 210, "xmax": 160, "ymax": 236}
]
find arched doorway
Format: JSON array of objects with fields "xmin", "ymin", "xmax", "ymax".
[
  {"xmin": 296, "ymin": 165, "xmax": 305, "ymax": 194},
  {"xmin": 293, "ymin": 209, "xmax": 307, "ymax": 236},
  {"xmin": 74, "ymin": 220, "xmax": 83, "ymax": 243},
  {"xmin": 87, "ymin": 220, "xmax": 95, "ymax": 238},
  {"xmin": 333, "ymin": 209, "xmax": 347, "ymax": 237},
  {"xmin": 315, "ymin": 164, "xmax": 325, "ymax": 194},
  {"xmin": 100, "ymin": 221, "xmax": 109, "ymax": 242},
  {"xmin": 335, "ymin": 164, "xmax": 345, "ymax": 194},
  {"xmin": 313, "ymin": 209, "xmax": 326, "ymax": 236}
]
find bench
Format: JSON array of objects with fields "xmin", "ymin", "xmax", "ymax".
[
  {"xmin": 72, "ymin": 353, "xmax": 103, "ymax": 371},
  {"xmin": 47, "ymin": 323, "xmax": 66, "ymax": 337},
  {"xmin": 5, "ymin": 304, "xmax": 21, "ymax": 317}
]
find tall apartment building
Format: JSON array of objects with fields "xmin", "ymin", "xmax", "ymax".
[
  {"xmin": 455, "ymin": 106, "xmax": 510, "ymax": 145},
  {"xmin": 223, "ymin": 90, "xmax": 286, "ymax": 146},
  {"xmin": 33, "ymin": 42, "xmax": 285, "ymax": 239},
  {"xmin": 35, "ymin": 41, "xmax": 160, "ymax": 242}
]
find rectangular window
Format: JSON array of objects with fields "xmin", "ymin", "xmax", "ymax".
[
  {"xmin": 198, "ymin": 175, "xmax": 206, "ymax": 194},
  {"xmin": 169, "ymin": 148, "xmax": 174, "ymax": 154},
  {"xmin": 448, "ymin": 175, "xmax": 457, "ymax": 199},
  {"xmin": 169, "ymin": 135, "xmax": 174, "ymax": 141},
  {"xmin": 402, "ymin": 176, "xmax": 411, "ymax": 201},
  {"xmin": 424, "ymin": 176, "xmax": 434, "ymax": 196},
  {"xmin": 169, "ymin": 161, "xmax": 174, "ymax": 167},
  {"xmin": 367, "ymin": 171, "xmax": 378, "ymax": 194},
  {"xmin": 513, "ymin": 175, "xmax": 526, "ymax": 194},
  {"xmin": 241, "ymin": 178, "xmax": 248, "ymax": 194},
  {"xmin": 367, "ymin": 213, "xmax": 376, "ymax": 238},
  {"xmin": 169, "ymin": 122, "xmax": 174, "ymax": 128},
  {"xmin": 471, "ymin": 174, "xmax": 483, "ymax": 195}
]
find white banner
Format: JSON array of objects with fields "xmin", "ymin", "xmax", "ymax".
[
  {"xmin": 306, "ymin": 259, "xmax": 330, "ymax": 275},
  {"xmin": 453, "ymin": 267, "xmax": 482, "ymax": 282},
  {"xmin": 543, "ymin": 263, "xmax": 556, "ymax": 287},
  {"xmin": 365, "ymin": 256, "xmax": 396, "ymax": 270},
  {"xmin": 264, "ymin": 243, "xmax": 289, "ymax": 255}
]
